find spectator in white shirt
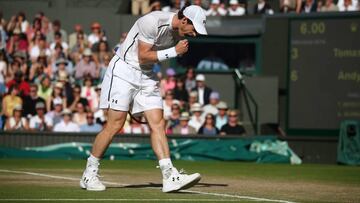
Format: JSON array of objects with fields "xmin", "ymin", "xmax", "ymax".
[
  {"xmin": 228, "ymin": 0, "xmax": 246, "ymax": 16},
  {"xmin": 206, "ymin": 0, "xmax": 227, "ymax": 16},
  {"xmin": 29, "ymin": 102, "xmax": 53, "ymax": 131},
  {"xmin": 338, "ymin": 0, "xmax": 358, "ymax": 11},
  {"xmin": 50, "ymin": 32, "xmax": 69, "ymax": 55},
  {"xmin": 53, "ymin": 109, "xmax": 80, "ymax": 132},
  {"xmin": 203, "ymin": 91, "xmax": 220, "ymax": 116},
  {"xmin": 215, "ymin": 101, "xmax": 228, "ymax": 130},
  {"xmin": 188, "ymin": 103, "xmax": 204, "ymax": 131}
]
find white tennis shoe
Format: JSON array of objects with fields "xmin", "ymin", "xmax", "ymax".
[
  {"xmin": 162, "ymin": 167, "xmax": 201, "ymax": 193},
  {"xmin": 80, "ymin": 168, "xmax": 106, "ymax": 191}
]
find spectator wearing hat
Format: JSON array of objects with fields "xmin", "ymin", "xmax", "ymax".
[
  {"xmin": 6, "ymin": 70, "xmax": 30, "ymax": 96},
  {"xmin": 22, "ymin": 83, "xmax": 46, "ymax": 117},
  {"xmin": 37, "ymin": 75, "xmax": 52, "ymax": 101},
  {"xmin": 88, "ymin": 22, "xmax": 106, "ymax": 47},
  {"xmin": 160, "ymin": 68, "xmax": 177, "ymax": 97},
  {"xmin": 4, "ymin": 105, "xmax": 29, "ymax": 131},
  {"xmin": 46, "ymin": 19, "xmax": 67, "ymax": 44},
  {"xmin": 228, "ymin": 0, "xmax": 246, "ymax": 16},
  {"xmin": 198, "ymin": 113, "xmax": 219, "ymax": 135},
  {"xmin": 206, "ymin": 0, "xmax": 227, "ymax": 16},
  {"xmin": 68, "ymin": 85, "xmax": 90, "ymax": 112},
  {"xmin": 215, "ymin": 101, "xmax": 228, "ymax": 129},
  {"xmin": 188, "ymin": 103, "xmax": 204, "ymax": 131},
  {"xmin": 80, "ymin": 112, "xmax": 103, "ymax": 132},
  {"xmin": 52, "ymin": 58, "xmax": 73, "ymax": 80},
  {"xmin": 2, "ymin": 85, "xmax": 23, "ymax": 118},
  {"xmin": 73, "ymin": 102, "xmax": 87, "ymax": 126},
  {"xmin": 203, "ymin": 91, "xmax": 220, "ymax": 116},
  {"xmin": 220, "ymin": 109, "xmax": 246, "ymax": 136},
  {"xmin": 173, "ymin": 112, "xmax": 197, "ymax": 135},
  {"xmin": 81, "ymin": 77, "xmax": 98, "ymax": 111},
  {"xmin": 75, "ymin": 48, "xmax": 98, "ymax": 80},
  {"xmin": 191, "ymin": 74, "xmax": 212, "ymax": 105},
  {"xmin": 53, "ymin": 109, "xmax": 80, "ymax": 132},
  {"xmin": 45, "ymin": 97, "xmax": 63, "ymax": 126},
  {"xmin": 46, "ymin": 82, "xmax": 67, "ymax": 112},
  {"xmin": 188, "ymin": 90, "xmax": 198, "ymax": 110},
  {"xmin": 29, "ymin": 102, "xmax": 53, "ymax": 131}
]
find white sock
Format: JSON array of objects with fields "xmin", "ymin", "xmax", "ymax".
[
  {"xmin": 86, "ymin": 154, "xmax": 100, "ymax": 169},
  {"xmin": 159, "ymin": 158, "xmax": 173, "ymax": 179}
]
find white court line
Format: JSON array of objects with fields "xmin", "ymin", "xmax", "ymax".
[
  {"xmin": 0, "ymin": 199, "xmax": 241, "ymax": 202},
  {"xmin": 0, "ymin": 169, "xmax": 296, "ymax": 203}
]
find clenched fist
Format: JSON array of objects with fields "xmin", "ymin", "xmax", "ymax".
[{"xmin": 175, "ymin": 39, "xmax": 189, "ymax": 56}]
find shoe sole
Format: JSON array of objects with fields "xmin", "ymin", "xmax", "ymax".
[
  {"xmin": 164, "ymin": 174, "xmax": 201, "ymax": 193},
  {"xmin": 80, "ymin": 180, "xmax": 106, "ymax": 191}
]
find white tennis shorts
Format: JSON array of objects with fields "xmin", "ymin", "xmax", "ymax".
[{"xmin": 99, "ymin": 55, "xmax": 163, "ymax": 115}]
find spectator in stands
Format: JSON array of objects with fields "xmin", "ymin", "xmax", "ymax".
[
  {"xmin": 188, "ymin": 90, "xmax": 198, "ymax": 109},
  {"xmin": 98, "ymin": 54, "xmax": 111, "ymax": 82},
  {"xmin": 173, "ymin": 77, "xmax": 189, "ymax": 106},
  {"xmin": 6, "ymin": 30, "xmax": 28, "ymax": 56},
  {"xmin": 228, "ymin": 0, "xmax": 246, "ymax": 16},
  {"xmin": 68, "ymin": 85, "xmax": 89, "ymax": 112},
  {"xmin": 29, "ymin": 55, "xmax": 46, "ymax": 82},
  {"xmin": 192, "ymin": 74, "xmax": 212, "ymax": 105},
  {"xmin": 92, "ymin": 40, "xmax": 112, "ymax": 69},
  {"xmin": 279, "ymin": 0, "xmax": 298, "ymax": 12},
  {"xmin": 166, "ymin": 102, "xmax": 182, "ymax": 133},
  {"xmin": 26, "ymin": 18, "xmax": 42, "ymax": 43},
  {"xmin": 46, "ymin": 98, "xmax": 63, "ymax": 126},
  {"xmin": 57, "ymin": 72, "xmax": 73, "ymax": 103},
  {"xmin": 29, "ymin": 102, "xmax": 53, "ymax": 131},
  {"xmin": 81, "ymin": 77, "xmax": 97, "ymax": 111},
  {"xmin": 46, "ymin": 19, "xmax": 67, "ymax": 44},
  {"xmin": 254, "ymin": 0, "xmax": 274, "ymax": 14},
  {"xmin": 220, "ymin": 109, "xmax": 246, "ymax": 135},
  {"xmin": 0, "ymin": 52, "xmax": 6, "ymax": 94},
  {"xmin": 173, "ymin": 112, "xmax": 197, "ymax": 135},
  {"xmin": 69, "ymin": 24, "xmax": 87, "ymax": 51},
  {"xmin": 206, "ymin": 0, "xmax": 227, "ymax": 16},
  {"xmin": 123, "ymin": 117, "xmax": 150, "ymax": 134},
  {"xmin": 52, "ymin": 57, "xmax": 73, "ymax": 81},
  {"xmin": 198, "ymin": 113, "xmax": 219, "ymax": 135},
  {"xmin": 4, "ymin": 105, "xmax": 29, "ymax": 131},
  {"xmin": 319, "ymin": 0, "xmax": 339, "ymax": 11},
  {"xmin": 37, "ymin": 75, "xmax": 52, "ymax": 101},
  {"xmin": 75, "ymin": 48, "xmax": 98, "ymax": 80},
  {"xmin": 188, "ymin": 103, "xmax": 204, "ymax": 131},
  {"xmin": 0, "ymin": 11, "xmax": 6, "ymax": 30},
  {"xmin": 29, "ymin": 35, "xmax": 50, "ymax": 62},
  {"xmin": 185, "ymin": 67, "xmax": 196, "ymax": 93},
  {"xmin": 150, "ymin": 0, "xmax": 163, "ymax": 12},
  {"xmin": 53, "ymin": 108, "xmax": 80, "ymax": 132},
  {"xmin": 80, "ymin": 112, "xmax": 102, "ymax": 132},
  {"xmin": 2, "ymin": 85, "xmax": 23, "ymax": 118},
  {"xmin": 203, "ymin": 91, "xmax": 220, "ymax": 116},
  {"xmin": 88, "ymin": 22, "xmax": 105, "ymax": 47},
  {"xmin": 50, "ymin": 32, "xmax": 69, "ymax": 55},
  {"xmin": 338, "ymin": 0, "xmax": 358, "ymax": 11},
  {"xmin": 300, "ymin": 0, "xmax": 318, "ymax": 12},
  {"xmin": 70, "ymin": 32, "xmax": 89, "ymax": 63},
  {"xmin": 73, "ymin": 102, "xmax": 87, "ymax": 126},
  {"xmin": 47, "ymin": 82, "xmax": 67, "ymax": 111},
  {"xmin": 132, "ymin": 0, "xmax": 150, "ymax": 15},
  {"xmin": 215, "ymin": 101, "xmax": 228, "ymax": 130},
  {"xmin": 163, "ymin": 90, "xmax": 176, "ymax": 119},
  {"xmin": 160, "ymin": 68, "xmax": 176, "ymax": 96},
  {"xmin": 9, "ymin": 12, "xmax": 29, "ymax": 33},
  {"xmin": 197, "ymin": 51, "xmax": 229, "ymax": 71},
  {"xmin": 22, "ymin": 83, "xmax": 46, "ymax": 117}
]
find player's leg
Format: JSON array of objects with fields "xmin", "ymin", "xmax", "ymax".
[
  {"xmin": 80, "ymin": 109, "xmax": 127, "ymax": 191},
  {"xmin": 144, "ymin": 109, "xmax": 201, "ymax": 192}
]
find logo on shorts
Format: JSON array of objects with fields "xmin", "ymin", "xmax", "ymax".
[
  {"xmin": 111, "ymin": 99, "xmax": 118, "ymax": 104},
  {"xmin": 165, "ymin": 54, "xmax": 169, "ymax": 59}
]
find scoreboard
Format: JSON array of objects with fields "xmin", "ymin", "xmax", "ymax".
[{"xmin": 287, "ymin": 16, "xmax": 360, "ymax": 135}]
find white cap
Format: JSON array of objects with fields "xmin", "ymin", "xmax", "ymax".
[
  {"xmin": 212, "ymin": 0, "xmax": 220, "ymax": 4},
  {"xmin": 229, "ymin": 0, "xmax": 238, "ymax": 5},
  {"xmin": 195, "ymin": 74, "xmax": 205, "ymax": 81},
  {"xmin": 183, "ymin": 5, "xmax": 207, "ymax": 35}
]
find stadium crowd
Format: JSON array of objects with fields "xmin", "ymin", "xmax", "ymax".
[
  {"xmin": 0, "ymin": 5, "xmax": 249, "ymax": 136},
  {"xmin": 133, "ymin": 0, "xmax": 359, "ymax": 16}
]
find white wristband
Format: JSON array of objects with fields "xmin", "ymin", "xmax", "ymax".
[{"xmin": 157, "ymin": 47, "xmax": 177, "ymax": 62}]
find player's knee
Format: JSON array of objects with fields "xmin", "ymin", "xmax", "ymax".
[
  {"xmin": 104, "ymin": 120, "xmax": 123, "ymax": 135},
  {"xmin": 149, "ymin": 118, "xmax": 165, "ymax": 132}
]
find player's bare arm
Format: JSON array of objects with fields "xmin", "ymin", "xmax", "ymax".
[{"xmin": 138, "ymin": 39, "xmax": 189, "ymax": 65}]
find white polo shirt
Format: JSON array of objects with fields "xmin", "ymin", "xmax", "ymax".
[{"xmin": 115, "ymin": 11, "xmax": 178, "ymax": 70}]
